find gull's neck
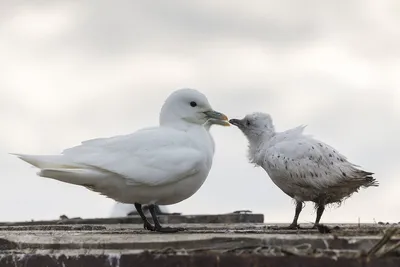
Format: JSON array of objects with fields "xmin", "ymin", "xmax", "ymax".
[
  {"xmin": 247, "ymin": 128, "xmax": 275, "ymax": 165},
  {"xmin": 159, "ymin": 106, "xmax": 197, "ymax": 131},
  {"xmin": 160, "ymin": 119, "xmax": 200, "ymax": 132},
  {"xmin": 162, "ymin": 119, "xmax": 215, "ymax": 163},
  {"xmin": 159, "ymin": 109, "xmax": 214, "ymax": 159},
  {"xmin": 249, "ymin": 127, "xmax": 275, "ymax": 146}
]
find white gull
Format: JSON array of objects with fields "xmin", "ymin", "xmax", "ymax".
[{"xmin": 13, "ymin": 88, "xmax": 229, "ymax": 232}]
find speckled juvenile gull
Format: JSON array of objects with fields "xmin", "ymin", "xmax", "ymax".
[
  {"xmin": 230, "ymin": 112, "xmax": 378, "ymax": 228},
  {"xmin": 12, "ymin": 88, "xmax": 229, "ymax": 233}
]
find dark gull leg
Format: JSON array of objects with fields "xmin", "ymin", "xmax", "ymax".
[
  {"xmin": 313, "ymin": 204, "xmax": 325, "ymax": 228},
  {"xmin": 134, "ymin": 203, "xmax": 155, "ymax": 231},
  {"xmin": 287, "ymin": 201, "xmax": 303, "ymax": 229},
  {"xmin": 148, "ymin": 204, "xmax": 185, "ymax": 233}
]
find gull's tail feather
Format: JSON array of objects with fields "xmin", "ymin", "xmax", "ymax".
[
  {"xmin": 11, "ymin": 153, "xmax": 106, "ymax": 186},
  {"xmin": 39, "ymin": 168, "xmax": 108, "ymax": 185},
  {"xmin": 11, "ymin": 153, "xmax": 80, "ymax": 169}
]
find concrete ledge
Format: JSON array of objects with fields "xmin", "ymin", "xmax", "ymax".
[
  {"xmin": 0, "ymin": 213, "xmax": 264, "ymax": 226},
  {"xmin": 0, "ymin": 220, "xmax": 399, "ymax": 266}
]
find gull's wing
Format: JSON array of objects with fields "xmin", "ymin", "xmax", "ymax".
[
  {"xmin": 263, "ymin": 137, "xmax": 375, "ymax": 189},
  {"xmin": 62, "ymin": 127, "xmax": 205, "ymax": 186}
]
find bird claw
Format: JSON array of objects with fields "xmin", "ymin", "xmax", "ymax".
[
  {"xmin": 286, "ymin": 224, "xmax": 300, "ymax": 230},
  {"xmin": 143, "ymin": 221, "xmax": 185, "ymax": 233},
  {"xmin": 143, "ymin": 222, "xmax": 156, "ymax": 231},
  {"xmin": 155, "ymin": 226, "xmax": 186, "ymax": 233}
]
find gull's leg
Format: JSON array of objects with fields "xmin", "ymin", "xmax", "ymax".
[
  {"xmin": 154, "ymin": 205, "xmax": 179, "ymax": 215},
  {"xmin": 154, "ymin": 205, "xmax": 164, "ymax": 215},
  {"xmin": 287, "ymin": 201, "xmax": 303, "ymax": 229},
  {"xmin": 134, "ymin": 203, "xmax": 155, "ymax": 231},
  {"xmin": 313, "ymin": 204, "xmax": 325, "ymax": 228},
  {"xmin": 148, "ymin": 204, "xmax": 185, "ymax": 233}
]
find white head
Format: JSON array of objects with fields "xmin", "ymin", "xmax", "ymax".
[
  {"xmin": 229, "ymin": 112, "xmax": 275, "ymax": 142},
  {"xmin": 160, "ymin": 88, "xmax": 229, "ymax": 128}
]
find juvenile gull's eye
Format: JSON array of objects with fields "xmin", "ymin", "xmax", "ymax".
[
  {"xmin": 190, "ymin": 101, "xmax": 197, "ymax": 107},
  {"xmin": 246, "ymin": 120, "xmax": 251, "ymax": 126}
]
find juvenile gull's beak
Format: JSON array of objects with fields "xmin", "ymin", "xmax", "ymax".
[
  {"xmin": 229, "ymin": 118, "xmax": 244, "ymax": 127},
  {"xmin": 203, "ymin": 110, "xmax": 230, "ymax": 126}
]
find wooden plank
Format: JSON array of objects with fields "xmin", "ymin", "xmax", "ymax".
[
  {"xmin": 1, "ymin": 253, "xmax": 400, "ymax": 267},
  {"xmin": 0, "ymin": 213, "xmax": 264, "ymax": 226},
  {"xmin": 0, "ymin": 223, "xmax": 398, "ymax": 251},
  {"xmin": 0, "ymin": 222, "xmax": 399, "ymax": 266}
]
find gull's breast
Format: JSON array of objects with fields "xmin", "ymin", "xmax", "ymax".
[{"xmin": 108, "ymin": 167, "xmax": 210, "ymax": 205}]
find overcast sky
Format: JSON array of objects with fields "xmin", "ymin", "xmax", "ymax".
[{"xmin": 1, "ymin": 0, "xmax": 399, "ymax": 224}]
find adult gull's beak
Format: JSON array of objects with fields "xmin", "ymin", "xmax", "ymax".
[
  {"xmin": 203, "ymin": 110, "xmax": 230, "ymax": 126},
  {"xmin": 206, "ymin": 119, "xmax": 231, "ymax": 127}
]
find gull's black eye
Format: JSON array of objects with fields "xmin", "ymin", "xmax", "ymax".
[
  {"xmin": 246, "ymin": 120, "xmax": 251, "ymax": 126},
  {"xmin": 190, "ymin": 101, "xmax": 197, "ymax": 107}
]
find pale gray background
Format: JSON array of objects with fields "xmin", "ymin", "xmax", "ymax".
[{"xmin": 1, "ymin": 0, "xmax": 399, "ymax": 223}]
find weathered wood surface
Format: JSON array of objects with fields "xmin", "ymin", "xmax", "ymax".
[
  {"xmin": 0, "ymin": 212, "xmax": 263, "ymax": 226},
  {"xmin": 0, "ymin": 215, "xmax": 400, "ymax": 267}
]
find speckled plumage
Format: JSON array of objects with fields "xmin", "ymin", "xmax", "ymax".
[{"xmin": 230, "ymin": 112, "xmax": 378, "ymax": 228}]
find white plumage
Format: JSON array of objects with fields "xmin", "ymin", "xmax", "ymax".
[
  {"xmin": 107, "ymin": 118, "xmax": 229, "ymax": 218},
  {"xmin": 230, "ymin": 112, "xmax": 378, "ymax": 228},
  {"xmin": 110, "ymin": 119, "xmax": 229, "ymax": 220},
  {"xmin": 12, "ymin": 88, "xmax": 229, "ymax": 232}
]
